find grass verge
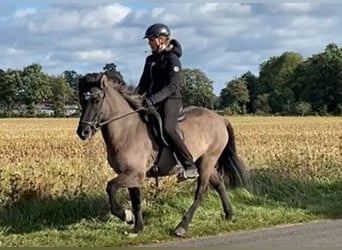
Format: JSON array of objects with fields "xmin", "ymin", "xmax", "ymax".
[{"xmin": 0, "ymin": 168, "xmax": 341, "ymax": 247}]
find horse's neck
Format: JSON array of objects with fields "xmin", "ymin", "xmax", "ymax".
[{"xmin": 101, "ymin": 90, "xmax": 145, "ymax": 149}]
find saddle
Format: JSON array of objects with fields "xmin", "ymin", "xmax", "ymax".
[
  {"xmin": 144, "ymin": 107, "xmax": 186, "ymax": 177},
  {"xmin": 148, "ymin": 108, "xmax": 186, "ymax": 147}
]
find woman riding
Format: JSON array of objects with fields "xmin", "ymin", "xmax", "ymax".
[{"xmin": 136, "ymin": 23, "xmax": 199, "ymax": 181}]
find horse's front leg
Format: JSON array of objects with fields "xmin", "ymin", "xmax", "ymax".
[
  {"xmin": 106, "ymin": 173, "xmax": 144, "ymax": 235},
  {"xmin": 128, "ymin": 187, "xmax": 143, "ymax": 233},
  {"xmin": 106, "ymin": 176, "xmax": 129, "ymax": 222}
]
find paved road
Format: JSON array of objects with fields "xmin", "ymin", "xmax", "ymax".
[{"xmin": 145, "ymin": 219, "xmax": 342, "ymax": 247}]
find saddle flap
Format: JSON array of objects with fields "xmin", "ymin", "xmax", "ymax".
[{"xmin": 147, "ymin": 110, "xmax": 185, "ymax": 147}]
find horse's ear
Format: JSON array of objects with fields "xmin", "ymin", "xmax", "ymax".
[{"xmin": 99, "ymin": 73, "xmax": 108, "ymax": 89}]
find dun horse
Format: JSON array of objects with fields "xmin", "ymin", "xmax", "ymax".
[{"xmin": 76, "ymin": 72, "xmax": 248, "ymax": 237}]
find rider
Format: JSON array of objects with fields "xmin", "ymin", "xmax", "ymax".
[{"xmin": 136, "ymin": 23, "xmax": 199, "ymax": 181}]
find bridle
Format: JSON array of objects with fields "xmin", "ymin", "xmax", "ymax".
[{"xmin": 79, "ymin": 89, "xmax": 144, "ymax": 131}]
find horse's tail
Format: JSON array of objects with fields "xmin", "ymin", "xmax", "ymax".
[{"xmin": 218, "ymin": 118, "xmax": 249, "ymax": 188}]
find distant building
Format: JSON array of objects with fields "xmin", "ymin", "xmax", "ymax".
[{"xmin": 37, "ymin": 104, "xmax": 80, "ymax": 116}]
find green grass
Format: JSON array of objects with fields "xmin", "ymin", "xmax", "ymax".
[{"xmin": 0, "ymin": 169, "xmax": 341, "ymax": 247}]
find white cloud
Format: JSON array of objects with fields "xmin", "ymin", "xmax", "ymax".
[
  {"xmin": 200, "ymin": 3, "xmax": 251, "ymax": 16},
  {"xmin": 279, "ymin": 3, "xmax": 312, "ymax": 13},
  {"xmin": 80, "ymin": 4, "xmax": 130, "ymax": 28},
  {"xmin": 5, "ymin": 47, "xmax": 25, "ymax": 55},
  {"xmin": 14, "ymin": 8, "xmax": 37, "ymax": 18},
  {"xmin": 72, "ymin": 49, "xmax": 115, "ymax": 61},
  {"xmin": 26, "ymin": 3, "xmax": 130, "ymax": 33},
  {"xmin": 1, "ymin": 2, "xmax": 342, "ymax": 94}
]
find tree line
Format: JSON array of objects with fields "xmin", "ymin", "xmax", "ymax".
[
  {"xmin": 0, "ymin": 43, "xmax": 341, "ymax": 117},
  {"xmin": 184, "ymin": 43, "xmax": 342, "ymax": 116},
  {"xmin": 0, "ymin": 63, "xmax": 122, "ymax": 117}
]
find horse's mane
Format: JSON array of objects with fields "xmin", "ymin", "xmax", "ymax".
[
  {"xmin": 79, "ymin": 72, "xmax": 144, "ymax": 111},
  {"xmin": 106, "ymin": 74, "xmax": 144, "ymax": 110}
]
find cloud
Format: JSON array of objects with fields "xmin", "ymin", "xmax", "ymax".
[
  {"xmin": 25, "ymin": 4, "xmax": 130, "ymax": 33},
  {"xmin": 14, "ymin": 8, "xmax": 37, "ymax": 18},
  {"xmin": 72, "ymin": 49, "xmax": 115, "ymax": 61},
  {"xmin": 1, "ymin": 2, "xmax": 342, "ymax": 94}
]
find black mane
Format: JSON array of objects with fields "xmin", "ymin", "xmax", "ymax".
[{"xmin": 78, "ymin": 72, "xmax": 144, "ymax": 110}]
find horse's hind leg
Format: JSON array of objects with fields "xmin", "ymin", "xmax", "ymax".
[
  {"xmin": 209, "ymin": 169, "xmax": 233, "ymax": 220},
  {"xmin": 106, "ymin": 172, "xmax": 144, "ymax": 234},
  {"xmin": 174, "ymin": 177, "xmax": 208, "ymax": 237}
]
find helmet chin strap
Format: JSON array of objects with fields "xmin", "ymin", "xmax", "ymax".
[
  {"xmin": 157, "ymin": 43, "xmax": 167, "ymax": 53},
  {"xmin": 148, "ymin": 37, "xmax": 168, "ymax": 53}
]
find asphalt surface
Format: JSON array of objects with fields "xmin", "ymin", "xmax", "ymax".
[{"xmin": 144, "ymin": 219, "xmax": 342, "ymax": 247}]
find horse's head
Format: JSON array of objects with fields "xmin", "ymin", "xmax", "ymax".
[
  {"xmin": 76, "ymin": 72, "xmax": 115, "ymax": 140},
  {"xmin": 76, "ymin": 72, "xmax": 144, "ymax": 140}
]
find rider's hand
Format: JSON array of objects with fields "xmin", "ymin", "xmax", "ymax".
[{"xmin": 143, "ymin": 97, "xmax": 156, "ymax": 113}]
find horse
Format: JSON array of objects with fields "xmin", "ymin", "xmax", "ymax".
[{"xmin": 76, "ymin": 72, "xmax": 248, "ymax": 237}]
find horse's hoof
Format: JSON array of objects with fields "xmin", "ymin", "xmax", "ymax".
[
  {"xmin": 222, "ymin": 213, "xmax": 232, "ymax": 221},
  {"xmin": 124, "ymin": 230, "xmax": 138, "ymax": 238},
  {"xmin": 174, "ymin": 226, "xmax": 186, "ymax": 237},
  {"xmin": 124, "ymin": 209, "xmax": 134, "ymax": 224}
]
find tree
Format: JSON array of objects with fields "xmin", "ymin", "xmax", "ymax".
[
  {"xmin": 254, "ymin": 93, "xmax": 271, "ymax": 114},
  {"xmin": 47, "ymin": 75, "xmax": 75, "ymax": 117},
  {"xmin": 20, "ymin": 63, "xmax": 51, "ymax": 115},
  {"xmin": 180, "ymin": 68, "xmax": 215, "ymax": 108},
  {"xmin": 259, "ymin": 52, "xmax": 303, "ymax": 114},
  {"xmin": 294, "ymin": 101, "xmax": 312, "ymax": 116},
  {"xmin": 63, "ymin": 70, "xmax": 81, "ymax": 104},
  {"xmin": 294, "ymin": 43, "xmax": 342, "ymax": 114},
  {"xmin": 63, "ymin": 70, "xmax": 80, "ymax": 89},
  {"xmin": 240, "ymin": 71, "xmax": 259, "ymax": 113},
  {"xmin": 0, "ymin": 69, "xmax": 22, "ymax": 115},
  {"xmin": 103, "ymin": 63, "xmax": 125, "ymax": 84},
  {"xmin": 219, "ymin": 78, "xmax": 249, "ymax": 114}
]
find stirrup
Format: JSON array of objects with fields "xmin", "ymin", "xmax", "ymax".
[
  {"xmin": 176, "ymin": 172, "xmax": 186, "ymax": 182},
  {"xmin": 146, "ymin": 164, "xmax": 160, "ymax": 177},
  {"xmin": 176, "ymin": 168, "xmax": 199, "ymax": 182}
]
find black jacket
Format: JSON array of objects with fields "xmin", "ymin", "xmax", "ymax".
[{"xmin": 136, "ymin": 39, "xmax": 182, "ymax": 105}]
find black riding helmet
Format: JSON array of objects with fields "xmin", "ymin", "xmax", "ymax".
[{"xmin": 144, "ymin": 23, "xmax": 170, "ymax": 39}]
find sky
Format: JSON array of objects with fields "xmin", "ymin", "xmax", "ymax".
[{"xmin": 1, "ymin": 1, "xmax": 342, "ymax": 94}]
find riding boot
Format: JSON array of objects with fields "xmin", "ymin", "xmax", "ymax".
[
  {"xmin": 161, "ymin": 98, "xmax": 199, "ymax": 181},
  {"xmin": 173, "ymin": 148, "xmax": 199, "ymax": 182}
]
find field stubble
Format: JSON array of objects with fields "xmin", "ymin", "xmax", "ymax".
[{"xmin": 0, "ymin": 116, "xmax": 341, "ymax": 205}]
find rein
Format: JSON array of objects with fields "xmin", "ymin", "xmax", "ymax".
[
  {"xmin": 98, "ymin": 107, "xmax": 145, "ymax": 126},
  {"xmin": 80, "ymin": 89, "xmax": 145, "ymax": 130},
  {"xmin": 80, "ymin": 107, "xmax": 145, "ymax": 130}
]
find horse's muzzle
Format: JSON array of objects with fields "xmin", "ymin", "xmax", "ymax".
[{"xmin": 77, "ymin": 124, "xmax": 93, "ymax": 140}]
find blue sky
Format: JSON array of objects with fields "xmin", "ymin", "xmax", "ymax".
[{"xmin": 1, "ymin": 1, "xmax": 342, "ymax": 94}]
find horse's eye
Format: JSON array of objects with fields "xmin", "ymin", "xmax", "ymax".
[
  {"xmin": 92, "ymin": 94, "xmax": 100, "ymax": 102},
  {"xmin": 95, "ymin": 92, "xmax": 104, "ymax": 101}
]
